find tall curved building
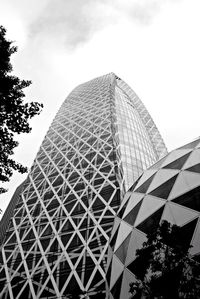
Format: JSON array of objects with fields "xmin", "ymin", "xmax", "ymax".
[{"xmin": 0, "ymin": 73, "xmax": 167, "ymax": 298}]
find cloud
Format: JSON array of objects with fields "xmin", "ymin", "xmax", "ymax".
[
  {"xmin": 30, "ymin": 0, "xmax": 113, "ymax": 49},
  {"xmin": 29, "ymin": 0, "xmax": 182, "ymax": 49},
  {"xmin": 113, "ymin": 0, "xmax": 182, "ymax": 25},
  {"xmin": 119, "ymin": 0, "xmax": 160, "ymax": 25}
]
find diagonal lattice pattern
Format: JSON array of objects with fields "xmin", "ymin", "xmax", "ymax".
[
  {"xmin": 107, "ymin": 137, "xmax": 200, "ymax": 299},
  {"xmin": 0, "ymin": 73, "xmax": 167, "ymax": 298}
]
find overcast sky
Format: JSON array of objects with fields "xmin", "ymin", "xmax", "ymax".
[{"xmin": 0, "ymin": 0, "xmax": 200, "ymax": 213}]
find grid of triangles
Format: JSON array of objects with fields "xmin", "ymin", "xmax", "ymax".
[
  {"xmin": 0, "ymin": 73, "xmax": 167, "ymax": 298},
  {"xmin": 107, "ymin": 137, "xmax": 200, "ymax": 299}
]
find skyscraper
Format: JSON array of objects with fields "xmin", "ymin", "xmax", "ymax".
[{"xmin": 0, "ymin": 73, "xmax": 167, "ymax": 298}]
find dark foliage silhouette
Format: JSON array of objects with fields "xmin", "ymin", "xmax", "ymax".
[
  {"xmin": 129, "ymin": 220, "xmax": 200, "ymax": 299},
  {"xmin": 0, "ymin": 25, "xmax": 43, "ymax": 193}
]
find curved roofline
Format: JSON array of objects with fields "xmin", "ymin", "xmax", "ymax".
[{"xmin": 110, "ymin": 73, "xmax": 168, "ymax": 159}]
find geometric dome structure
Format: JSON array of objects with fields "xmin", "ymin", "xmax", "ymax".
[
  {"xmin": 0, "ymin": 73, "xmax": 167, "ymax": 298},
  {"xmin": 106, "ymin": 137, "xmax": 200, "ymax": 299}
]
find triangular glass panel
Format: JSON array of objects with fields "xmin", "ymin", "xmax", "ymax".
[
  {"xmin": 161, "ymin": 204, "xmax": 177, "ymax": 225},
  {"xmin": 172, "ymin": 185, "xmax": 200, "ymax": 212},
  {"xmin": 120, "ymin": 269, "xmax": 136, "ymax": 299},
  {"xmin": 134, "ymin": 196, "xmax": 165, "ymax": 227},
  {"xmin": 134, "ymin": 170, "xmax": 157, "ymax": 191},
  {"xmin": 149, "ymin": 155, "xmax": 167, "ymax": 169},
  {"xmin": 163, "ymin": 152, "xmax": 191, "ymax": 170},
  {"xmin": 115, "ymin": 233, "xmax": 131, "ymax": 264},
  {"xmin": 161, "ymin": 149, "xmax": 192, "ymax": 168},
  {"xmin": 181, "ymin": 218, "xmax": 198, "ymax": 247},
  {"xmin": 177, "ymin": 138, "xmax": 200, "ymax": 150},
  {"xmin": 134, "ymin": 173, "xmax": 156, "ymax": 194},
  {"xmin": 110, "ymin": 255, "xmax": 124, "ymax": 290},
  {"xmin": 114, "ymin": 221, "xmax": 132, "ymax": 251},
  {"xmin": 149, "ymin": 174, "xmax": 178, "ymax": 199},
  {"xmin": 123, "ymin": 199, "xmax": 143, "ymax": 226},
  {"xmin": 147, "ymin": 169, "xmax": 180, "ymax": 193},
  {"xmin": 121, "ymin": 192, "xmax": 144, "ymax": 218},
  {"xmin": 190, "ymin": 220, "xmax": 200, "ymax": 255},
  {"xmin": 110, "ymin": 272, "xmax": 123, "ymax": 299},
  {"xmin": 169, "ymin": 171, "xmax": 200, "ymax": 201},
  {"xmin": 125, "ymin": 229, "xmax": 146, "ymax": 266},
  {"xmin": 136, "ymin": 206, "xmax": 165, "ymax": 234},
  {"xmin": 183, "ymin": 149, "xmax": 200, "ymax": 169},
  {"xmin": 185, "ymin": 163, "xmax": 200, "ymax": 173},
  {"xmin": 163, "ymin": 202, "xmax": 199, "ymax": 226},
  {"xmin": 127, "ymin": 259, "xmax": 139, "ymax": 277}
]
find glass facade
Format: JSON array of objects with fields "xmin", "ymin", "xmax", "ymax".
[
  {"xmin": 107, "ymin": 137, "xmax": 200, "ymax": 299},
  {"xmin": 0, "ymin": 73, "xmax": 167, "ymax": 298},
  {"xmin": 115, "ymin": 83, "xmax": 159, "ymax": 189}
]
